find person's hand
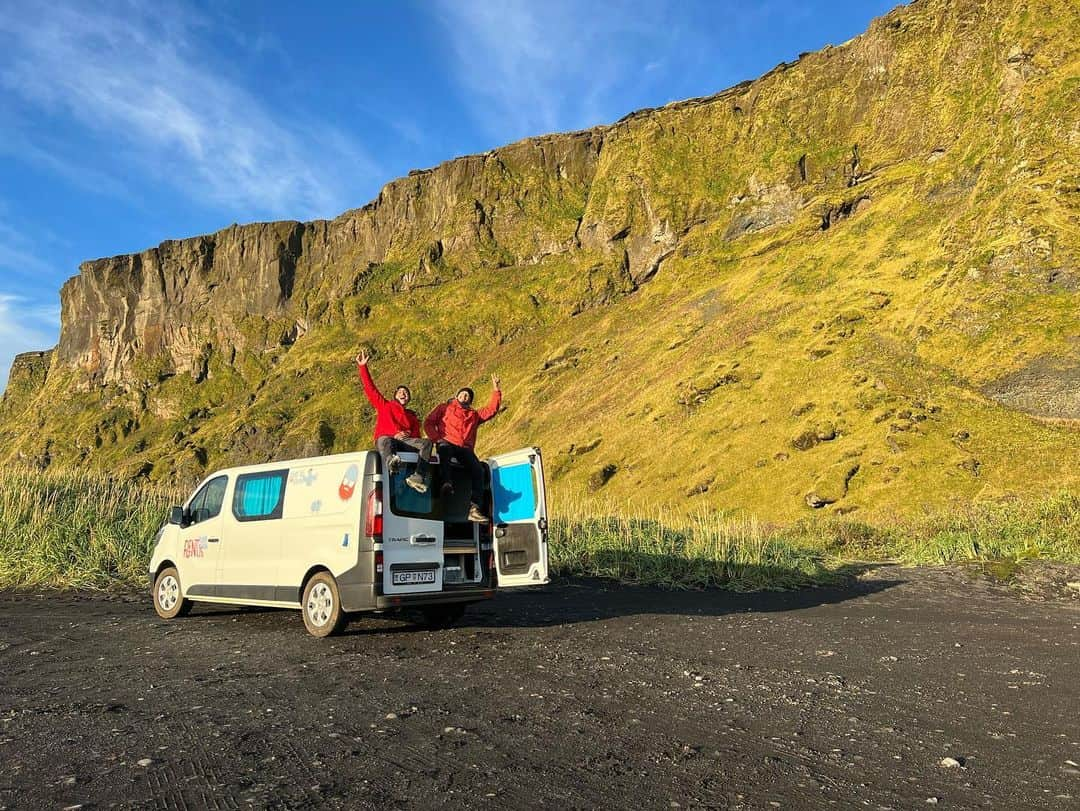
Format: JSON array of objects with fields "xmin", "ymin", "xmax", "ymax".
[
  {"xmin": 492, "ymin": 373, "xmax": 501, "ymax": 391},
  {"xmin": 394, "ymin": 431, "xmax": 409, "ymax": 440},
  {"xmin": 356, "ymin": 349, "xmax": 369, "ymax": 366}
]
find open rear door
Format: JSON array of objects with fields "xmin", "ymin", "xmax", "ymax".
[{"xmin": 487, "ymin": 446, "xmax": 549, "ymax": 587}]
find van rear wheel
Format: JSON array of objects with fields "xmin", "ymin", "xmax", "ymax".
[
  {"xmin": 420, "ymin": 603, "xmax": 466, "ymax": 629},
  {"xmin": 302, "ymin": 572, "xmax": 347, "ymax": 638},
  {"xmin": 153, "ymin": 566, "xmax": 192, "ymax": 620}
]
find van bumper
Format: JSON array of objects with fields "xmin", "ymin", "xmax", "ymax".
[
  {"xmin": 339, "ymin": 584, "xmax": 495, "ymax": 612},
  {"xmin": 376, "ymin": 587, "xmax": 495, "ymax": 610}
]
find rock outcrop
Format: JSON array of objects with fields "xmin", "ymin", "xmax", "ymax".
[{"xmin": 57, "ymin": 131, "xmax": 604, "ymax": 387}]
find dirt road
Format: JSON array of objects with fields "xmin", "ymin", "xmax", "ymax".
[{"xmin": 2, "ymin": 567, "xmax": 1078, "ymax": 809}]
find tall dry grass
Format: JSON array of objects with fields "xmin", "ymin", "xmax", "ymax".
[
  {"xmin": 0, "ymin": 467, "xmax": 1076, "ymax": 591},
  {"xmin": 548, "ymin": 497, "xmax": 837, "ymax": 589},
  {"xmin": 0, "ymin": 468, "xmax": 182, "ymax": 589},
  {"xmin": 548, "ymin": 491, "xmax": 1080, "ymax": 587},
  {"xmin": 792, "ymin": 492, "xmax": 1080, "ymax": 564}
]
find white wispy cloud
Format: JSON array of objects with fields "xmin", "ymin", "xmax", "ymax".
[
  {"xmin": 0, "ymin": 1, "xmax": 380, "ymax": 221},
  {"xmin": 0, "ymin": 210, "xmax": 70, "ymax": 290},
  {"xmin": 431, "ymin": 0, "xmax": 826, "ymax": 145},
  {"xmin": 0, "ymin": 293, "xmax": 59, "ymax": 395},
  {"xmin": 432, "ymin": 0, "xmax": 694, "ymax": 141}
]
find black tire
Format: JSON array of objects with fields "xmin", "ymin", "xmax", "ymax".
[
  {"xmin": 153, "ymin": 566, "xmax": 192, "ymax": 620},
  {"xmin": 420, "ymin": 603, "xmax": 466, "ymax": 629},
  {"xmin": 301, "ymin": 572, "xmax": 348, "ymax": 638}
]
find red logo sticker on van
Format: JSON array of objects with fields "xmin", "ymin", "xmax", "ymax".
[{"xmin": 339, "ymin": 463, "xmax": 359, "ymax": 500}]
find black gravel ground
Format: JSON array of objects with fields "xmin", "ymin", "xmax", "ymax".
[{"xmin": 1, "ymin": 566, "xmax": 1078, "ymax": 809}]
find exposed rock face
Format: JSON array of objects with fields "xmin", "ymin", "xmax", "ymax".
[
  {"xmin": 58, "ymin": 223, "xmax": 305, "ymax": 384},
  {"xmin": 58, "ymin": 132, "xmax": 605, "ymax": 387},
  {"xmin": 984, "ymin": 355, "xmax": 1080, "ymax": 420},
  {"xmin": 0, "ymin": 351, "xmax": 52, "ymax": 416}
]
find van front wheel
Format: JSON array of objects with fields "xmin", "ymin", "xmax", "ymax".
[
  {"xmin": 153, "ymin": 566, "xmax": 192, "ymax": 620},
  {"xmin": 302, "ymin": 572, "xmax": 347, "ymax": 638}
]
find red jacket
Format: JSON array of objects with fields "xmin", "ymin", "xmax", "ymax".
[
  {"xmin": 358, "ymin": 364, "xmax": 421, "ymax": 442},
  {"xmin": 424, "ymin": 391, "xmax": 501, "ymax": 450}
]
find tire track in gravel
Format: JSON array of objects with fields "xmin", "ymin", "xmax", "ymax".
[{"xmin": 140, "ymin": 715, "xmax": 242, "ymax": 811}]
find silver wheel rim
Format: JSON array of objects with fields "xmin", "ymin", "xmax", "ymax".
[
  {"xmin": 157, "ymin": 575, "xmax": 179, "ymax": 611},
  {"xmin": 306, "ymin": 582, "xmax": 334, "ymax": 627}
]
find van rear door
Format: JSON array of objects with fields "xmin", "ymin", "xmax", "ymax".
[
  {"xmin": 381, "ymin": 455, "xmax": 444, "ymax": 595},
  {"xmin": 487, "ymin": 447, "xmax": 549, "ymax": 587}
]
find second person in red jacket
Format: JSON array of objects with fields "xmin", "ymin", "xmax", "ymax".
[{"xmin": 424, "ymin": 375, "xmax": 501, "ymax": 522}]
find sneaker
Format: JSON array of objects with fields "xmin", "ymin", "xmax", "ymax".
[
  {"xmin": 405, "ymin": 473, "xmax": 428, "ymax": 494},
  {"xmin": 467, "ymin": 503, "xmax": 489, "ymax": 523},
  {"xmin": 387, "ymin": 454, "xmax": 401, "ymax": 475}
]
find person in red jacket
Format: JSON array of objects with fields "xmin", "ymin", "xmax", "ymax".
[
  {"xmin": 424, "ymin": 375, "xmax": 501, "ymax": 522},
  {"xmin": 356, "ymin": 350, "xmax": 430, "ymax": 493}
]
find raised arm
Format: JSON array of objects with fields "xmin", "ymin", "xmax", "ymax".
[
  {"xmin": 477, "ymin": 374, "xmax": 502, "ymax": 421},
  {"xmin": 355, "ymin": 351, "xmax": 387, "ymax": 407},
  {"xmin": 424, "ymin": 402, "xmax": 448, "ymax": 442}
]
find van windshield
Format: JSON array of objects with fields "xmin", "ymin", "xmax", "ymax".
[{"xmin": 388, "ymin": 459, "xmax": 475, "ymax": 522}]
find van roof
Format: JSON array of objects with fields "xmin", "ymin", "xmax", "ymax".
[{"xmin": 194, "ymin": 450, "xmax": 374, "ymax": 487}]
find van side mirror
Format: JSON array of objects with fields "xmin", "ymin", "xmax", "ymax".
[{"xmin": 169, "ymin": 506, "xmax": 185, "ymax": 526}]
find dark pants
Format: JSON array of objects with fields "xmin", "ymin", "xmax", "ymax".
[
  {"xmin": 376, "ymin": 435, "xmax": 433, "ymax": 475},
  {"xmin": 437, "ymin": 441, "xmax": 485, "ymax": 505}
]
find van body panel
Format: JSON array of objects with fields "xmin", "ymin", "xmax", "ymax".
[
  {"xmin": 187, "ymin": 583, "xmax": 300, "ymax": 605},
  {"xmin": 174, "ymin": 513, "xmax": 224, "ymax": 592},
  {"xmin": 189, "ymin": 594, "xmax": 300, "ymax": 609},
  {"xmin": 339, "ymin": 582, "xmax": 376, "ymax": 612},
  {"xmin": 272, "ymin": 456, "xmax": 369, "ymax": 594},
  {"xmin": 218, "ymin": 512, "xmax": 282, "ymax": 592}
]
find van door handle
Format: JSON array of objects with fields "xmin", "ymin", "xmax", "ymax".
[
  {"xmin": 410, "ymin": 534, "xmax": 436, "ymax": 545},
  {"xmin": 207, "ymin": 538, "xmax": 220, "ymax": 543}
]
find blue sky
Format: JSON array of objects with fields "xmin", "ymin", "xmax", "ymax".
[{"xmin": 0, "ymin": 0, "xmax": 898, "ymax": 390}]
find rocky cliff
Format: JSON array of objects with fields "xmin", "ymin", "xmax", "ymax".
[{"xmin": 3, "ymin": 0, "xmax": 1078, "ymax": 520}]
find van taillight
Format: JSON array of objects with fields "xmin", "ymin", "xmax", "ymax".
[
  {"xmin": 365, "ymin": 486, "xmax": 383, "ymax": 539},
  {"xmin": 375, "ymin": 550, "xmax": 384, "ymax": 576}
]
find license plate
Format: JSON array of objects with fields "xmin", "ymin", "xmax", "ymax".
[{"xmin": 392, "ymin": 570, "xmax": 436, "ymax": 586}]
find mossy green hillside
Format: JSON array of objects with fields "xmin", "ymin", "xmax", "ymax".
[{"xmin": 1, "ymin": 0, "xmax": 1077, "ymax": 523}]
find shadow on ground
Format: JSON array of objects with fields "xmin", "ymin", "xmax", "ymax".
[
  {"xmin": 92, "ymin": 561, "xmax": 906, "ymax": 636},
  {"xmin": 451, "ymin": 564, "xmax": 903, "ymax": 630}
]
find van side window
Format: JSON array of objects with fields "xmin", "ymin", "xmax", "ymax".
[
  {"xmin": 188, "ymin": 476, "xmax": 228, "ymax": 525},
  {"xmin": 232, "ymin": 470, "xmax": 287, "ymax": 521}
]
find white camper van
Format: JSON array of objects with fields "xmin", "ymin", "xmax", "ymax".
[{"xmin": 148, "ymin": 447, "xmax": 548, "ymax": 637}]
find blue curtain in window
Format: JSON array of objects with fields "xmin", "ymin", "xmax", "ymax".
[{"xmin": 239, "ymin": 475, "xmax": 282, "ymax": 518}]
